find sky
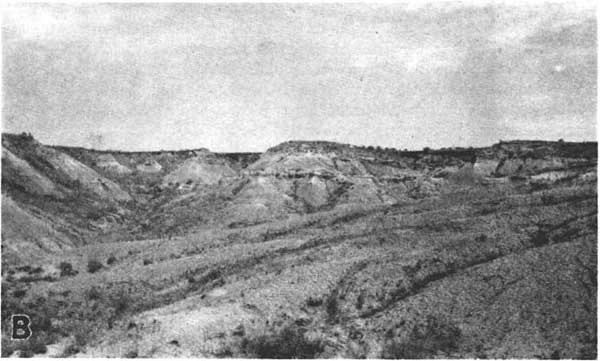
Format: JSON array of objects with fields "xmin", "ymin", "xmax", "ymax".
[{"xmin": 2, "ymin": 2, "xmax": 597, "ymax": 152}]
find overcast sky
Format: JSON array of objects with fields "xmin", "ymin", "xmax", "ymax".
[{"xmin": 2, "ymin": 2, "xmax": 597, "ymax": 151}]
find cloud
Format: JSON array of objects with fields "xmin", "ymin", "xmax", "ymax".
[
  {"xmin": 3, "ymin": 4, "xmax": 117, "ymax": 41},
  {"xmin": 2, "ymin": 3, "xmax": 596, "ymax": 151},
  {"xmin": 525, "ymin": 18, "xmax": 596, "ymax": 48}
]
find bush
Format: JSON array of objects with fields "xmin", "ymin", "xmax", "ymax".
[
  {"xmin": 382, "ymin": 315, "xmax": 461, "ymax": 359},
  {"xmin": 106, "ymin": 256, "xmax": 117, "ymax": 265},
  {"xmin": 59, "ymin": 262, "xmax": 77, "ymax": 277},
  {"xmin": 87, "ymin": 259, "xmax": 103, "ymax": 273},
  {"xmin": 356, "ymin": 291, "xmax": 365, "ymax": 310},
  {"xmin": 531, "ymin": 228, "xmax": 549, "ymax": 247},
  {"xmin": 9, "ymin": 336, "xmax": 49, "ymax": 357},
  {"xmin": 30, "ymin": 267, "xmax": 44, "ymax": 274},
  {"xmin": 30, "ymin": 313, "xmax": 52, "ymax": 334},
  {"xmin": 241, "ymin": 324, "xmax": 324, "ymax": 358},
  {"xmin": 85, "ymin": 286, "xmax": 102, "ymax": 301},
  {"xmin": 476, "ymin": 234, "xmax": 487, "ymax": 243},
  {"xmin": 30, "ymin": 340, "xmax": 48, "ymax": 355},
  {"xmin": 19, "ymin": 349, "xmax": 35, "ymax": 357},
  {"xmin": 124, "ymin": 350, "xmax": 138, "ymax": 358},
  {"xmin": 306, "ymin": 297, "xmax": 323, "ymax": 307},
  {"xmin": 108, "ymin": 289, "xmax": 131, "ymax": 316},
  {"xmin": 326, "ymin": 295, "xmax": 338, "ymax": 321},
  {"xmin": 61, "ymin": 344, "xmax": 80, "ymax": 357},
  {"xmin": 232, "ymin": 324, "xmax": 245, "ymax": 337},
  {"xmin": 16, "ymin": 265, "xmax": 32, "ymax": 273}
]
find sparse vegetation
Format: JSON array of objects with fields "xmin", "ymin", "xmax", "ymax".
[
  {"xmin": 382, "ymin": 315, "xmax": 461, "ymax": 359},
  {"xmin": 240, "ymin": 324, "xmax": 325, "ymax": 358},
  {"xmin": 1, "ymin": 134, "xmax": 596, "ymax": 358}
]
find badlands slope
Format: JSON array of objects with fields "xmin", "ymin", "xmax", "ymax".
[{"xmin": 0, "ymin": 133, "xmax": 597, "ymax": 358}]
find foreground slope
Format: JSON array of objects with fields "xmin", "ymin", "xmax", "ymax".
[{"xmin": 1, "ymin": 134, "xmax": 597, "ymax": 358}]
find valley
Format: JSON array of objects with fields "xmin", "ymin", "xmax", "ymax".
[{"xmin": 1, "ymin": 133, "xmax": 597, "ymax": 358}]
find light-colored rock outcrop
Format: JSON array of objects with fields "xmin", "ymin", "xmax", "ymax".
[
  {"xmin": 95, "ymin": 154, "xmax": 132, "ymax": 175},
  {"xmin": 163, "ymin": 156, "xmax": 236, "ymax": 187}
]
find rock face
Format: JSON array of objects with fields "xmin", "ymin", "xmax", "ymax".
[
  {"xmin": 95, "ymin": 154, "xmax": 132, "ymax": 175},
  {"xmin": 136, "ymin": 158, "xmax": 163, "ymax": 173},
  {"xmin": 163, "ymin": 155, "xmax": 236, "ymax": 187}
]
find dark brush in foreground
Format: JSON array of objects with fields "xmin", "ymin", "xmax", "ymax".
[{"xmin": 1, "ymin": 133, "xmax": 597, "ymax": 358}]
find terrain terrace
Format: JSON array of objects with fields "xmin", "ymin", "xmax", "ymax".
[{"xmin": 1, "ymin": 132, "xmax": 597, "ymax": 358}]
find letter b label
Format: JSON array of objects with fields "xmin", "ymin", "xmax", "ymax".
[{"xmin": 11, "ymin": 314, "xmax": 31, "ymax": 340}]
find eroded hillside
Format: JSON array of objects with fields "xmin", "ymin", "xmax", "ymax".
[{"xmin": 1, "ymin": 133, "xmax": 597, "ymax": 358}]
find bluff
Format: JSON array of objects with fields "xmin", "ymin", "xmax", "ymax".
[{"xmin": 1, "ymin": 133, "xmax": 596, "ymax": 264}]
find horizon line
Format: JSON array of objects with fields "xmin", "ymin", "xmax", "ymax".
[{"xmin": 2, "ymin": 132, "xmax": 597, "ymax": 155}]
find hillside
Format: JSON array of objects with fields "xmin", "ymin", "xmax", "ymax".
[{"xmin": 1, "ymin": 133, "xmax": 597, "ymax": 358}]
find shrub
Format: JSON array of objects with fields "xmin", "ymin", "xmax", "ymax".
[
  {"xmin": 29, "ymin": 267, "xmax": 44, "ymax": 274},
  {"xmin": 59, "ymin": 262, "xmax": 77, "ymax": 277},
  {"xmin": 356, "ymin": 291, "xmax": 365, "ymax": 310},
  {"xmin": 87, "ymin": 259, "xmax": 103, "ymax": 273},
  {"xmin": 86, "ymin": 209, "xmax": 105, "ymax": 221},
  {"xmin": 241, "ymin": 324, "xmax": 324, "ymax": 358},
  {"xmin": 10, "ymin": 336, "xmax": 49, "ymax": 357},
  {"xmin": 30, "ymin": 340, "xmax": 48, "ymax": 355},
  {"xmin": 71, "ymin": 323, "xmax": 93, "ymax": 347},
  {"xmin": 232, "ymin": 324, "xmax": 245, "ymax": 337},
  {"xmin": 16, "ymin": 265, "xmax": 32, "ymax": 273},
  {"xmin": 108, "ymin": 289, "xmax": 131, "ymax": 315},
  {"xmin": 306, "ymin": 297, "xmax": 323, "ymax": 307},
  {"xmin": 531, "ymin": 228, "xmax": 549, "ymax": 247},
  {"xmin": 30, "ymin": 313, "xmax": 52, "ymax": 334},
  {"xmin": 326, "ymin": 295, "xmax": 338, "ymax": 321},
  {"xmin": 106, "ymin": 256, "xmax": 117, "ymax": 265},
  {"xmin": 382, "ymin": 315, "xmax": 461, "ymax": 359},
  {"xmin": 85, "ymin": 286, "xmax": 102, "ymax": 301},
  {"xmin": 476, "ymin": 234, "xmax": 487, "ymax": 243},
  {"xmin": 124, "ymin": 350, "xmax": 138, "ymax": 358},
  {"xmin": 19, "ymin": 349, "xmax": 35, "ymax": 357},
  {"xmin": 61, "ymin": 344, "xmax": 80, "ymax": 357}
]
